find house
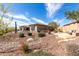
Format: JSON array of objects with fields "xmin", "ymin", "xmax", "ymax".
[
  {"xmin": 29, "ymin": 24, "xmax": 49, "ymax": 32},
  {"xmin": 19, "ymin": 26, "xmax": 30, "ymax": 31},
  {"xmin": 19, "ymin": 23, "xmax": 51, "ymax": 32},
  {"xmin": 62, "ymin": 22, "xmax": 79, "ymax": 35}
]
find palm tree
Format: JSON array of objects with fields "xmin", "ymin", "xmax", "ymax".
[
  {"xmin": 65, "ymin": 10, "xmax": 79, "ymax": 33},
  {"xmin": 65, "ymin": 10, "xmax": 79, "ymax": 23}
]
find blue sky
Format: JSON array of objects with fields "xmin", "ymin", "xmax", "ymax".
[{"xmin": 1, "ymin": 3, "xmax": 79, "ymax": 27}]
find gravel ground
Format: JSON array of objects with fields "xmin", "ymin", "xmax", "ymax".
[
  {"xmin": 0, "ymin": 32, "xmax": 29, "ymax": 56},
  {"xmin": 28, "ymin": 33, "xmax": 67, "ymax": 56},
  {"xmin": 0, "ymin": 31, "xmax": 79, "ymax": 56}
]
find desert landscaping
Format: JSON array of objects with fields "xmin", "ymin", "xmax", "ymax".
[
  {"xmin": 0, "ymin": 3, "xmax": 79, "ymax": 56},
  {"xmin": 0, "ymin": 30, "xmax": 79, "ymax": 56}
]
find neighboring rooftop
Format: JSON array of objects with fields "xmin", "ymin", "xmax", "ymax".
[
  {"xmin": 64, "ymin": 22, "xmax": 77, "ymax": 26},
  {"xmin": 28, "ymin": 23, "xmax": 48, "ymax": 27}
]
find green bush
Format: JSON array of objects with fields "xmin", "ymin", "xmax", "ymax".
[
  {"xmin": 48, "ymin": 22, "xmax": 59, "ymax": 31},
  {"xmin": 22, "ymin": 44, "xmax": 32, "ymax": 54},
  {"xmin": 0, "ymin": 31, "xmax": 3, "ymax": 36},
  {"xmin": 27, "ymin": 50, "xmax": 53, "ymax": 56},
  {"xmin": 38, "ymin": 32, "xmax": 46, "ymax": 37},
  {"xmin": 48, "ymin": 27, "xmax": 54, "ymax": 31},
  {"xmin": 66, "ymin": 44, "xmax": 79, "ymax": 56},
  {"xmin": 57, "ymin": 29, "xmax": 63, "ymax": 32},
  {"xmin": 0, "ymin": 33, "xmax": 3, "ymax": 36},
  {"xmin": 19, "ymin": 32, "xmax": 25, "ymax": 37},
  {"xmin": 6, "ymin": 27, "xmax": 15, "ymax": 33},
  {"xmin": 28, "ymin": 32, "xmax": 32, "ymax": 36},
  {"xmin": 48, "ymin": 31, "xmax": 51, "ymax": 34},
  {"xmin": 0, "ymin": 27, "xmax": 15, "ymax": 36}
]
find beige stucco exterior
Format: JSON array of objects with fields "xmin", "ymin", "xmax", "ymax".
[{"xmin": 62, "ymin": 22, "xmax": 79, "ymax": 33}]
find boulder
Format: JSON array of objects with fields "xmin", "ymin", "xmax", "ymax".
[{"xmin": 27, "ymin": 38, "xmax": 34, "ymax": 42}]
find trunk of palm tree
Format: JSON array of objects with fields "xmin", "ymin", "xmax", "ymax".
[{"xmin": 15, "ymin": 21, "xmax": 17, "ymax": 33}]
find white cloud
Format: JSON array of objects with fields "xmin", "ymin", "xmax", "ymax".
[
  {"xmin": 2, "ymin": 18, "xmax": 33, "ymax": 28},
  {"xmin": 0, "ymin": 12, "xmax": 48, "ymax": 28},
  {"xmin": 58, "ymin": 19, "xmax": 66, "ymax": 24},
  {"xmin": 5, "ymin": 13, "xmax": 31, "ymax": 22},
  {"xmin": 52, "ymin": 18, "xmax": 74, "ymax": 26},
  {"xmin": 53, "ymin": 19, "xmax": 65, "ymax": 24},
  {"xmin": 45, "ymin": 3, "xmax": 63, "ymax": 18},
  {"xmin": 0, "ymin": 12, "xmax": 34, "ymax": 27},
  {"xmin": 53, "ymin": 19, "xmax": 58, "ymax": 22},
  {"xmin": 14, "ymin": 15, "xmax": 30, "ymax": 22},
  {"xmin": 32, "ymin": 17, "xmax": 47, "ymax": 25}
]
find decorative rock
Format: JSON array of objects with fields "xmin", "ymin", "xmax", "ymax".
[
  {"xmin": 33, "ymin": 49, "xmax": 40, "ymax": 53},
  {"xmin": 27, "ymin": 38, "xmax": 34, "ymax": 42}
]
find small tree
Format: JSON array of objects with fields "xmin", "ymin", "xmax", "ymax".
[
  {"xmin": 48, "ymin": 22, "xmax": 59, "ymax": 32},
  {"xmin": 0, "ymin": 3, "xmax": 13, "ymax": 35}
]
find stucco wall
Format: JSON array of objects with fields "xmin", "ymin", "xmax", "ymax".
[{"xmin": 62, "ymin": 23, "xmax": 79, "ymax": 33}]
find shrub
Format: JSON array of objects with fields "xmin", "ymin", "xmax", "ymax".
[
  {"xmin": 22, "ymin": 44, "xmax": 32, "ymax": 54},
  {"xmin": 48, "ymin": 27, "xmax": 54, "ymax": 31},
  {"xmin": 19, "ymin": 32, "xmax": 25, "ymax": 37},
  {"xmin": 48, "ymin": 30, "xmax": 51, "ymax": 34},
  {"xmin": 38, "ymin": 32, "xmax": 46, "ymax": 37},
  {"xmin": 76, "ymin": 33, "xmax": 79, "ymax": 36},
  {"xmin": 0, "ymin": 29, "xmax": 5, "ymax": 36},
  {"xmin": 0, "ymin": 27, "xmax": 15, "ymax": 36},
  {"xmin": 58, "ymin": 29, "xmax": 63, "ymax": 32},
  {"xmin": 28, "ymin": 32, "xmax": 32, "ymax": 36},
  {"xmin": 48, "ymin": 22, "xmax": 59, "ymax": 31},
  {"xmin": 0, "ymin": 32, "xmax": 3, "ymax": 36},
  {"xmin": 27, "ymin": 50, "xmax": 53, "ymax": 56},
  {"xmin": 66, "ymin": 44, "xmax": 79, "ymax": 56},
  {"xmin": 6, "ymin": 27, "xmax": 15, "ymax": 33}
]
